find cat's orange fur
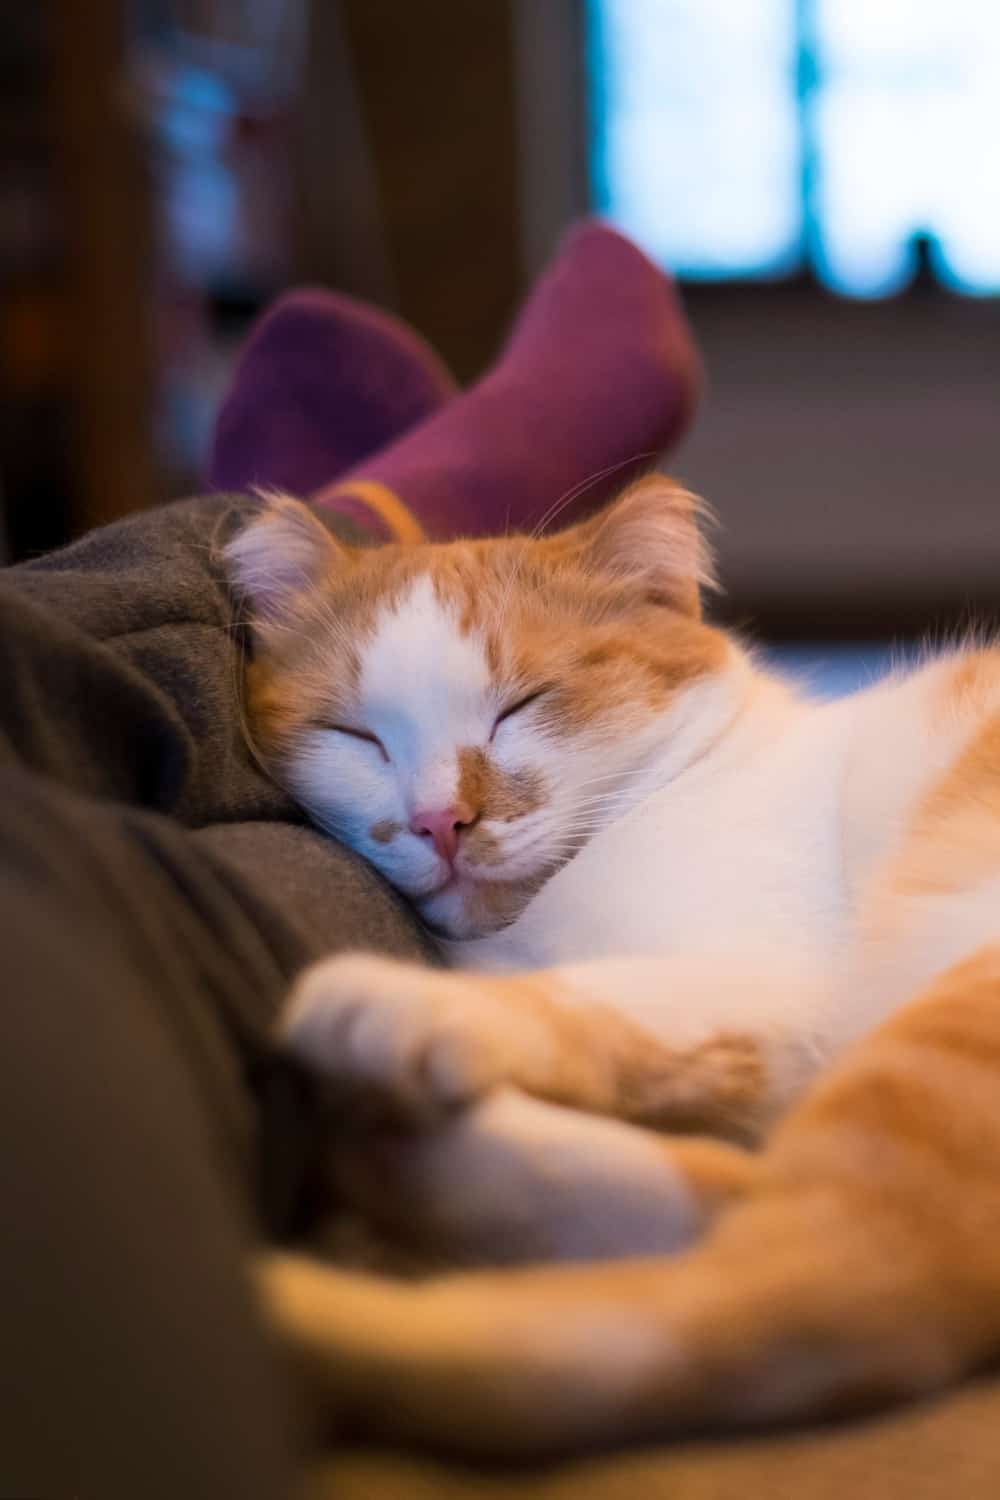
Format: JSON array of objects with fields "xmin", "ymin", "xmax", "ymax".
[
  {"xmin": 261, "ymin": 947, "xmax": 1000, "ymax": 1455},
  {"xmin": 225, "ymin": 482, "xmax": 1000, "ymax": 1455},
  {"xmin": 239, "ymin": 490, "xmax": 723, "ymax": 766}
]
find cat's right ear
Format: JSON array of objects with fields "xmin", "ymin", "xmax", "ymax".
[
  {"xmin": 223, "ymin": 493, "xmax": 344, "ymax": 621},
  {"xmin": 570, "ymin": 474, "xmax": 716, "ymax": 617}
]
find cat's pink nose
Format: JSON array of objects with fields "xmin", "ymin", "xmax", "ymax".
[{"xmin": 409, "ymin": 805, "xmax": 475, "ymax": 865}]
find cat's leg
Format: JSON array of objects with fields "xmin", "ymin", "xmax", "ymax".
[
  {"xmin": 282, "ymin": 949, "xmax": 825, "ymax": 1143},
  {"xmin": 259, "ymin": 946, "xmax": 1000, "ymax": 1457},
  {"xmin": 328, "ymin": 1087, "xmax": 755, "ymax": 1265}
]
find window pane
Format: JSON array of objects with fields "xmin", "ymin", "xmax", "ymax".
[
  {"xmin": 589, "ymin": 0, "xmax": 802, "ymax": 280},
  {"xmin": 810, "ymin": 0, "xmax": 1000, "ymax": 295},
  {"xmin": 588, "ymin": 0, "xmax": 1000, "ymax": 296}
]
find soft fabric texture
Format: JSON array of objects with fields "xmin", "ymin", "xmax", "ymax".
[
  {"xmin": 316, "ymin": 221, "xmax": 701, "ymax": 540},
  {"xmin": 0, "ymin": 496, "xmax": 434, "ymax": 1500},
  {"xmin": 207, "ymin": 288, "xmax": 457, "ymax": 499}
]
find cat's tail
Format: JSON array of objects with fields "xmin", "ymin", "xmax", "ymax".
[
  {"xmin": 259, "ymin": 949, "xmax": 1000, "ymax": 1457},
  {"xmin": 259, "ymin": 1197, "xmax": 985, "ymax": 1457}
]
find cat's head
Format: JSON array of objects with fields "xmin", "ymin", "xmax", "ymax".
[{"xmin": 226, "ymin": 477, "xmax": 726, "ymax": 939}]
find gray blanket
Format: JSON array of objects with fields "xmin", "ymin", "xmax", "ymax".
[{"xmin": 0, "ymin": 495, "xmax": 432, "ymax": 1499}]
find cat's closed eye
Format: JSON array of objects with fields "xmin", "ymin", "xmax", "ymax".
[
  {"xmin": 491, "ymin": 688, "xmax": 549, "ymax": 740},
  {"xmin": 315, "ymin": 720, "xmax": 390, "ymax": 763}
]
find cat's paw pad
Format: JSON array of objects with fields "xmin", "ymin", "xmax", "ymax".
[{"xmin": 280, "ymin": 953, "xmax": 510, "ymax": 1118}]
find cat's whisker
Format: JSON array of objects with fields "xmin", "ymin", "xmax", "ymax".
[
  {"xmin": 529, "ymin": 459, "xmax": 637, "ymax": 539},
  {"xmin": 572, "ymin": 768, "xmax": 659, "ymax": 792},
  {"xmin": 575, "ymin": 785, "xmax": 651, "ymax": 805},
  {"xmin": 529, "ymin": 452, "xmax": 657, "ymax": 540}
]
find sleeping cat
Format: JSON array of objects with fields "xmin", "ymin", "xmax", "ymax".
[{"xmin": 226, "ymin": 478, "xmax": 1000, "ymax": 1455}]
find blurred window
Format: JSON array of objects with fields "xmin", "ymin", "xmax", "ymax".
[{"xmin": 588, "ymin": 0, "xmax": 1000, "ymax": 296}]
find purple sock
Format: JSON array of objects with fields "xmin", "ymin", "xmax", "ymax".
[
  {"xmin": 207, "ymin": 288, "xmax": 456, "ymax": 499},
  {"xmin": 314, "ymin": 221, "xmax": 702, "ymax": 541}
]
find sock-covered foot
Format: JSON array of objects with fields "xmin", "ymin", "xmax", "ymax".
[
  {"xmin": 315, "ymin": 220, "xmax": 702, "ymax": 541},
  {"xmin": 207, "ymin": 288, "xmax": 457, "ymax": 498}
]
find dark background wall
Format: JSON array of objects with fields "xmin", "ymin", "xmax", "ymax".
[
  {"xmin": 678, "ymin": 286, "xmax": 1000, "ymax": 638},
  {"xmin": 338, "ymin": 0, "xmax": 522, "ymax": 383}
]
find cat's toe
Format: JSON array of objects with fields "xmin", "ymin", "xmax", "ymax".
[
  {"xmin": 415, "ymin": 1021, "xmax": 500, "ymax": 1107},
  {"xmin": 279, "ymin": 953, "xmax": 505, "ymax": 1117}
]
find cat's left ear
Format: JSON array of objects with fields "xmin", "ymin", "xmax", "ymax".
[
  {"xmin": 579, "ymin": 474, "xmax": 715, "ymax": 616},
  {"xmin": 223, "ymin": 493, "xmax": 345, "ymax": 621}
]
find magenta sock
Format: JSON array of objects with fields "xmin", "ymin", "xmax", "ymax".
[
  {"xmin": 315, "ymin": 221, "xmax": 702, "ymax": 541},
  {"xmin": 207, "ymin": 288, "xmax": 456, "ymax": 499}
]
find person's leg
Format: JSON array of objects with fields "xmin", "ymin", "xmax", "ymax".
[
  {"xmin": 0, "ymin": 495, "xmax": 263, "ymax": 820},
  {"xmin": 208, "ymin": 287, "xmax": 457, "ymax": 496},
  {"xmin": 209, "ymin": 222, "xmax": 702, "ymax": 546},
  {"xmin": 0, "ymin": 485, "xmax": 436, "ymax": 1210},
  {"xmin": 0, "ymin": 765, "xmax": 434, "ymax": 1498},
  {"xmin": 0, "ymin": 493, "xmax": 361, "ymax": 824},
  {"xmin": 0, "ymin": 768, "xmax": 288, "ymax": 1500},
  {"xmin": 316, "ymin": 221, "xmax": 702, "ymax": 541},
  {"xmin": 0, "ymin": 494, "xmax": 435, "ymax": 1490}
]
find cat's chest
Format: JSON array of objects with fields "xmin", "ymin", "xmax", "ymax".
[{"xmin": 457, "ymin": 700, "xmax": 856, "ymax": 974}]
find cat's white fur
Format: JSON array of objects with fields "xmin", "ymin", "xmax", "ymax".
[
  {"xmin": 288, "ymin": 609, "xmax": 1000, "ymax": 1261},
  {"xmin": 470, "ymin": 638, "xmax": 1000, "ymax": 1073},
  {"xmin": 292, "ymin": 574, "xmax": 1000, "ymax": 1091},
  {"xmin": 233, "ymin": 491, "xmax": 1000, "ymax": 1449},
  {"xmin": 232, "ymin": 490, "xmax": 1000, "ymax": 1263},
  {"xmin": 290, "ymin": 570, "xmax": 717, "ymax": 937}
]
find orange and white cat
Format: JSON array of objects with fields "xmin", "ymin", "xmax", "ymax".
[{"xmin": 227, "ymin": 479, "xmax": 1000, "ymax": 1455}]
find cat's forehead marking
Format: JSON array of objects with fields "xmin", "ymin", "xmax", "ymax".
[{"xmin": 357, "ymin": 572, "xmax": 493, "ymax": 742}]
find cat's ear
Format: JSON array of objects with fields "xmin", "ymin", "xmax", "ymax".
[
  {"xmin": 579, "ymin": 474, "xmax": 715, "ymax": 616},
  {"xmin": 223, "ymin": 493, "xmax": 344, "ymax": 620}
]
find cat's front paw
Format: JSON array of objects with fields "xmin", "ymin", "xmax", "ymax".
[{"xmin": 280, "ymin": 954, "xmax": 521, "ymax": 1120}]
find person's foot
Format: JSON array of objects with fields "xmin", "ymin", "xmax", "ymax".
[
  {"xmin": 316, "ymin": 220, "xmax": 702, "ymax": 541},
  {"xmin": 207, "ymin": 288, "xmax": 457, "ymax": 497}
]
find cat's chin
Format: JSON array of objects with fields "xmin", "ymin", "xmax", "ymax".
[
  {"xmin": 416, "ymin": 881, "xmax": 493, "ymax": 940},
  {"xmin": 416, "ymin": 875, "xmax": 525, "ymax": 941}
]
